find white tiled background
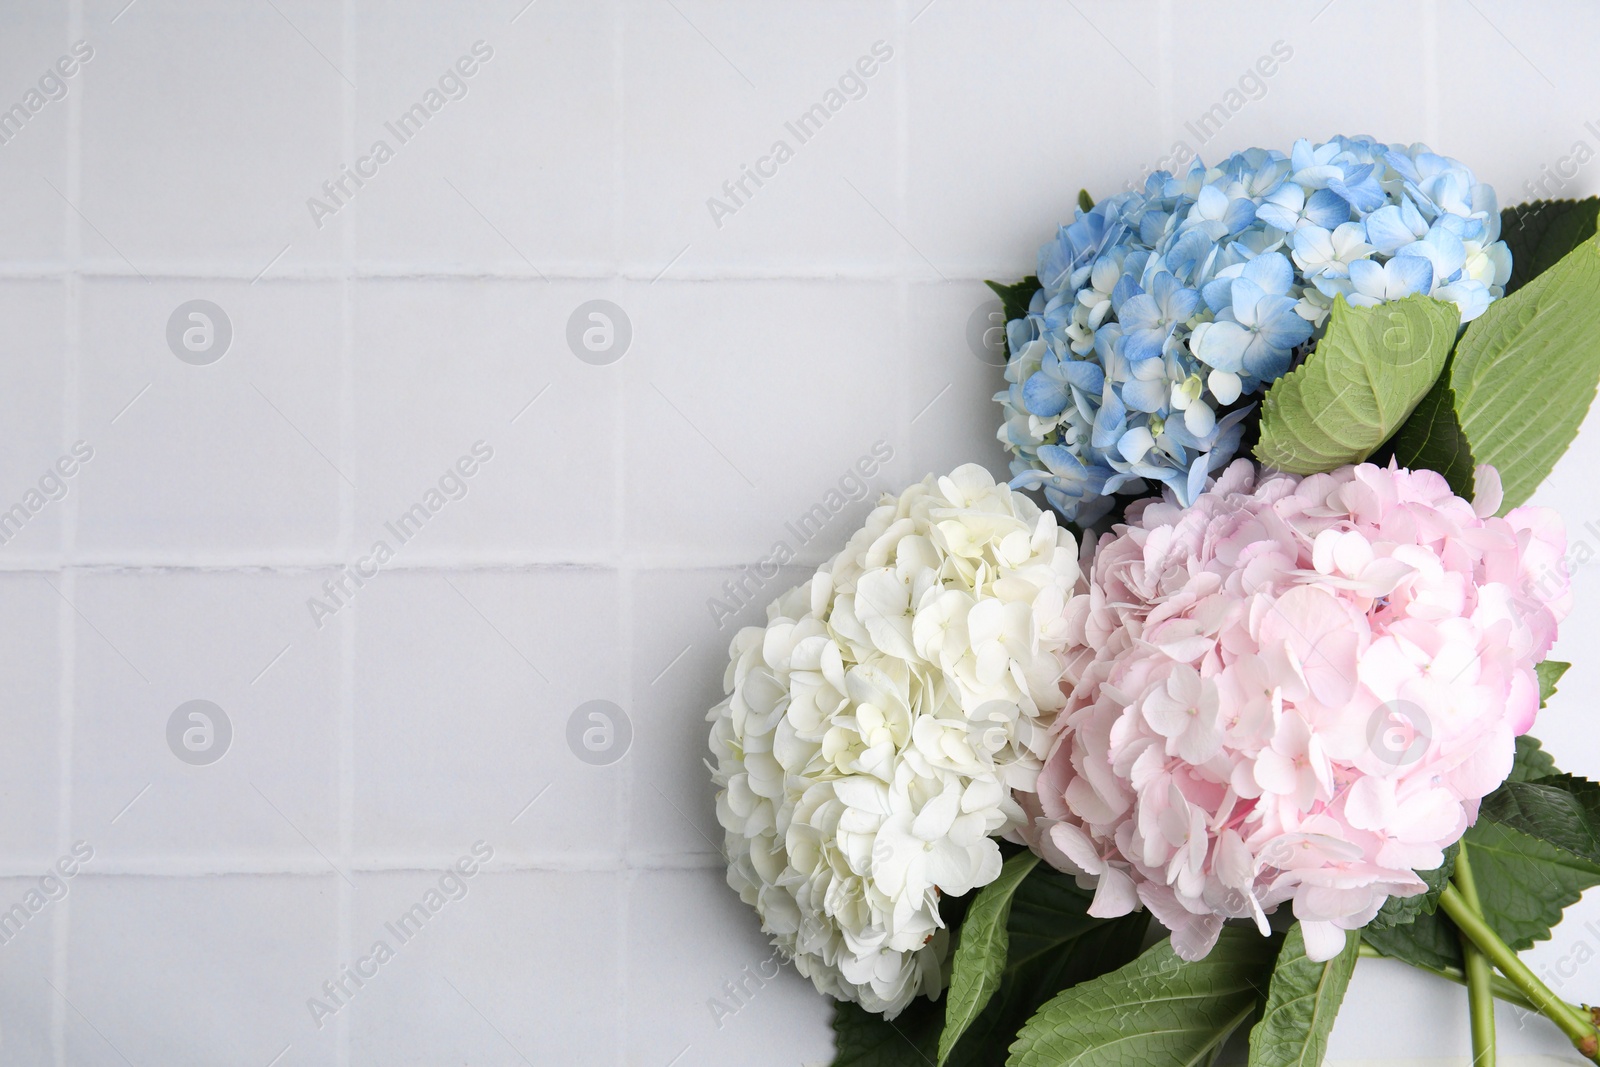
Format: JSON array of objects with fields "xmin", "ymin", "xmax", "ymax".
[{"xmin": 2, "ymin": 0, "xmax": 1599, "ymax": 1064}]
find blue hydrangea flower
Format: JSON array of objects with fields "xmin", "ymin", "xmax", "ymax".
[
  {"xmin": 995, "ymin": 136, "xmax": 1512, "ymax": 525},
  {"xmin": 1346, "ymin": 255, "xmax": 1434, "ymax": 307}
]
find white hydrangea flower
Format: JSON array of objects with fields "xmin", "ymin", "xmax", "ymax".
[{"xmin": 706, "ymin": 464, "xmax": 1079, "ymax": 1018}]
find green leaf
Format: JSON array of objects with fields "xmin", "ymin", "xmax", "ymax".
[
  {"xmin": 1479, "ymin": 774, "xmax": 1600, "ymax": 865},
  {"xmin": 832, "ymin": 997, "xmax": 943, "ymax": 1067},
  {"xmin": 1361, "ymin": 847, "xmax": 1458, "ymax": 972},
  {"xmin": 986, "ymin": 276, "xmax": 1042, "ymax": 328},
  {"xmin": 1500, "ymin": 197, "xmax": 1600, "ymax": 297},
  {"xmin": 1078, "ymin": 188, "xmax": 1095, "ymax": 213},
  {"xmin": 938, "ymin": 852, "xmax": 1038, "ymax": 1065},
  {"xmin": 834, "ymin": 863, "xmax": 1148, "ymax": 1067},
  {"xmin": 1456, "ymin": 816, "xmax": 1600, "ymax": 950},
  {"xmin": 1247, "ymin": 924, "xmax": 1360, "ymax": 1067},
  {"xmin": 1450, "ymin": 233, "xmax": 1600, "ymax": 510},
  {"xmin": 1509, "ymin": 734, "xmax": 1560, "ymax": 782},
  {"xmin": 1006, "ymin": 926, "xmax": 1280, "ymax": 1067},
  {"xmin": 1255, "ymin": 295, "xmax": 1460, "ymax": 475},
  {"xmin": 1389, "ymin": 358, "xmax": 1475, "ymax": 497},
  {"xmin": 951, "ymin": 865, "xmax": 1149, "ymax": 1060},
  {"xmin": 1366, "ymin": 842, "xmax": 1457, "ymax": 931},
  {"xmin": 1361, "ymin": 906, "xmax": 1462, "ymax": 973},
  {"xmin": 1537, "ymin": 660, "xmax": 1571, "ymax": 707}
]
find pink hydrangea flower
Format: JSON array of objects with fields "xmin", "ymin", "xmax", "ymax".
[{"xmin": 1027, "ymin": 459, "xmax": 1570, "ymax": 962}]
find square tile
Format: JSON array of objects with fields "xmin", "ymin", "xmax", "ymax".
[
  {"xmin": 907, "ymin": 0, "xmax": 1157, "ymax": 277},
  {"xmin": 1437, "ymin": 0, "xmax": 1596, "ymax": 204},
  {"xmin": 343, "ymin": 869, "xmax": 620, "ymax": 1066},
  {"xmin": 622, "ymin": 0, "xmax": 903, "ymax": 273},
  {"xmin": 625, "ymin": 868, "xmax": 834, "ymax": 1067},
  {"xmin": 1146, "ymin": 4, "xmax": 1419, "ymax": 166},
  {"xmin": 0, "ymin": 3, "xmax": 71, "ymax": 262},
  {"xmin": 69, "ymin": 571, "xmax": 343, "ymax": 866},
  {"xmin": 79, "ymin": 0, "xmax": 344, "ymax": 269},
  {"xmin": 0, "ymin": 280, "xmax": 68, "ymax": 562},
  {"xmin": 351, "ymin": 568, "xmax": 623, "ymax": 862},
  {"xmin": 628, "ymin": 565, "xmax": 811, "ymax": 864},
  {"xmin": 0, "ymin": 577, "xmax": 63, "ymax": 861},
  {"xmin": 351, "ymin": 278, "xmax": 621, "ymax": 562},
  {"xmin": 65, "ymin": 874, "xmax": 339, "ymax": 1067},
  {"xmin": 907, "ymin": 280, "xmax": 1011, "ymax": 484},
  {"xmin": 622, "ymin": 280, "xmax": 902, "ymax": 562},
  {"xmin": 0, "ymin": 873, "xmax": 64, "ymax": 1065},
  {"xmin": 74, "ymin": 278, "xmax": 343, "ymax": 561},
  {"xmin": 352, "ymin": 0, "xmax": 616, "ymax": 271}
]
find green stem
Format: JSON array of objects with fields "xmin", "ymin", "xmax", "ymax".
[
  {"xmin": 1439, "ymin": 883, "xmax": 1600, "ymax": 1061},
  {"xmin": 1464, "ymin": 941, "xmax": 1499, "ymax": 1066},
  {"xmin": 1356, "ymin": 943, "xmax": 1535, "ymax": 1013},
  {"xmin": 1454, "ymin": 845, "xmax": 1498, "ymax": 1067}
]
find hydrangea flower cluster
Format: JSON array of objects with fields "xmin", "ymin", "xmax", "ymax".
[
  {"xmin": 706, "ymin": 465, "xmax": 1079, "ymax": 1017},
  {"xmin": 998, "ymin": 136, "xmax": 1511, "ymax": 524},
  {"xmin": 1028, "ymin": 460, "xmax": 1569, "ymax": 963}
]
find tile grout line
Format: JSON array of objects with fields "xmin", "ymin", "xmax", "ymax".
[
  {"xmin": 611, "ymin": 0, "xmax": 630, "ymax": 1062},
  {"xmin": 337, "ymin": 0, "xmax": 357, "ymax": 1064},
  {"xmin": 0, "ymin": 555, "xmax": 854, "ymax": 572},
  {"xmin": 1424, "ymin": 0, "xmax": 1441, "ymax": 148},
  {"xmin": 0, "ymin": 263, "xmax": 1032, "ymax": 282},
  {"xmin": 54, "ymin": 0, "xmax": 85, "ymax": 1061},
  {"xmin": 895, "ymin": 0, "xmax": 911, "ymax": 481},
  {"xmin": 0, "ymin": 855, "xmax": 728, "ymax": 877},
  {"xmin": 52, "ymin": 566, "xmax": 75, "ymax": 1067},
  {"xmin": 1157, "ymin": 0, "xmax": 1172, "ymax": 147},
  {"xmin": 610, "ymin": 0, "xmax": 626, "ymax": 282}
]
